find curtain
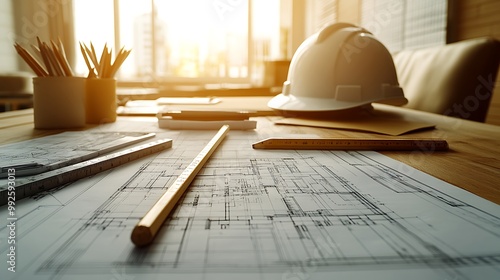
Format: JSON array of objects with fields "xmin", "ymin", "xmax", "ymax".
[
  {"xmin": 12, "ymin": 0, "xmax": 76, "ymax": 71},
  {"xmin": 361, "ymin": 0, "xmax": 447, "ymax": 53}
]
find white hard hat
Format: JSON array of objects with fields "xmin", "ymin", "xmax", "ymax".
[{"xmin": 268, "ymin": 23, "xmax": 407, "ymax": 112}]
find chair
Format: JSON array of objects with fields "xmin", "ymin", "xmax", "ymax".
[{"xmin": 392, "ymin": 37, "xmax": 500, "ymax": 122}]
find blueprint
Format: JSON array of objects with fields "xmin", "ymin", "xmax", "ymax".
[{"xmin": 1, "ymin": 122, "xmax": 499, "ymax": 280}]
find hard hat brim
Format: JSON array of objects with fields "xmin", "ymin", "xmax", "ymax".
[{"xmin": 268, "ymin": 92, "xmax": 407, "ymax": 112}]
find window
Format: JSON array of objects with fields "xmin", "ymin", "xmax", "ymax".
[{"xmin": 73, "ymin": 0, "xmax": 282, "ymax": 85}]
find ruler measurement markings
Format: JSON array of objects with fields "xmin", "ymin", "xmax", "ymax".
[
  {"xmin": 0, "ymin": 138, "xmax": 173, "ymax": 205},
  {"xmin": 253, "ymin": 138, "xmax": 448, "ymax": 151}
]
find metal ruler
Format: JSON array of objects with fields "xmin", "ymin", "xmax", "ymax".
[
  {"xmin": 0, "ymin": 131, "xmax": 156, "ymax": 178},
  {"xmin": 252, "ymin": 137, "xmax": 449, "ymax": 151},
  {"xmin": 131, "ymin": 125, "xmax": 229, "ymax": 246},
  {"xmin": 0, "ymin": 138, "xmax": 172, "ymax": 205}
]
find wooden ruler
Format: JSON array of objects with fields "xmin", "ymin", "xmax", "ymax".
[
  {"xmin": 131, "ymin": 125, "xmax": 230, "ymax": 247},
  {"xmin": 0, "ymin": 138, "xmax": 172, "ymax": 206},
  {"xmin": 252, "ymin": 137, "xmax": 449, "ymax": 151}
]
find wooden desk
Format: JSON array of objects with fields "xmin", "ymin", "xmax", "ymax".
[
  {"xmin": 1, "ymin": 104, "xmax": 499, "ymax": 204},
  {"xmin": 1, "ymin": 102, "xmax": 500, "ymax": 280}
]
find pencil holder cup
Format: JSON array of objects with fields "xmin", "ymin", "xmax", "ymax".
[
  {"xmin": 33, "ymin": 77, "xmax": 86, "ymax": 129},
  {"xmin": 86, "ymin": 78, "xmax": 117, "ymax": 124}
]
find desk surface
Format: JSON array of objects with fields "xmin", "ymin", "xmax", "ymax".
[
  {"xmin": 1, "ymin": 103, "xmax": 499, "ymax": 204},
  {"xmin": 1, "ymin": 101, "xmax": 500, "ymax": 279}
]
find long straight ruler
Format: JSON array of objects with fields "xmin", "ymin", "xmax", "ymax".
[
  {"xmin": 131, "ymin": 125, "xmax": 229, "ymax": 247},
  {"xmin": 0, "ymin": 138, "xmax": 172, "ymax": 206},
  {"xmin": 252, "ymin": 137, "xmax": 449, "ymax": 151}
]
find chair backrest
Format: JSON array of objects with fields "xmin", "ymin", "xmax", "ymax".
[{"xmin": 392, "ymin": 37, "xmax": 500, "ymax": 122}]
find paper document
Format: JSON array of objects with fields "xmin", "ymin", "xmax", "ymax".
[
  {"xmin": 1, "ymin": 126, "xmax": 499, "ymax": 280},
  {"xmin": 156, "ymin": 97, "xmax": 221, "ymax": 105},
  {"xmin": 274, "ymin": 107, "xmax": 435, "ymax": 135},
  {"xmin": 158, "ymin": 117, "xmax": 257, "ymax": 130},
  {"xmin": 275, "ymin": 117, "xmax": 434, "ymax": 135}
]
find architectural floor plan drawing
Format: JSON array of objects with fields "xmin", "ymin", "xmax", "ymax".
[{"xmin": 1, "ymin": 128, "xmax": 500, "ymax": 280}]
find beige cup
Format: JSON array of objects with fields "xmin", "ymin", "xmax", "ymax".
[
  {"xmin": 33, "ymin": 77, "xmax": 86, "ymax": 129},
  {"xmin": 86, "ymin": 78, "xmax": 117, "ymax": 124}
]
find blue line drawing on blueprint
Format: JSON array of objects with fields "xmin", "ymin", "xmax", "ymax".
[{"xmin": 1, "ymin": 131, "xmax": 499, "ymax": 280}]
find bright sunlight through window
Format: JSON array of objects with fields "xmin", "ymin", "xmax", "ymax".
[{"xmin": 73, "ymin": 0, "xmax": 281, "ymax": 84}]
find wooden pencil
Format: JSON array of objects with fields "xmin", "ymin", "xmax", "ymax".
[
  {"xmin": 16, "ymin": 38, "xmax": 74, "ymax": 77},
  {"xmin": 109, "ymin": 48, "xmax": 130, "ymax": 78},
  {"xmin": 80, "ymin": 42, "xmax": 93, "ymax": 72},
  {"xmin": 44, "ymin": 42, "xmax": 63, "ymax": 76},
  {"xmin": 14, "ymin": 43, "xmax": 48, "ymax": 77},
  {"xmin": 131, "ymin": 125, "xmax": 229, "ymax": 246},
  {"xmin": 51, "ymin": 40, "xmax": 72, "ymax": 76},
  {"xmin": 57, "ymin": 38, "xmax": 73, "ymax": 76},
  {"xmin": 37, "ymin": 38, "xmax": 54, "ymax": 76}
]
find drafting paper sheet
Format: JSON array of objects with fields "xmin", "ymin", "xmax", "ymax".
[{"xmin": 1, "ymin": 123, "xmax": 499, "ymax": 279}]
